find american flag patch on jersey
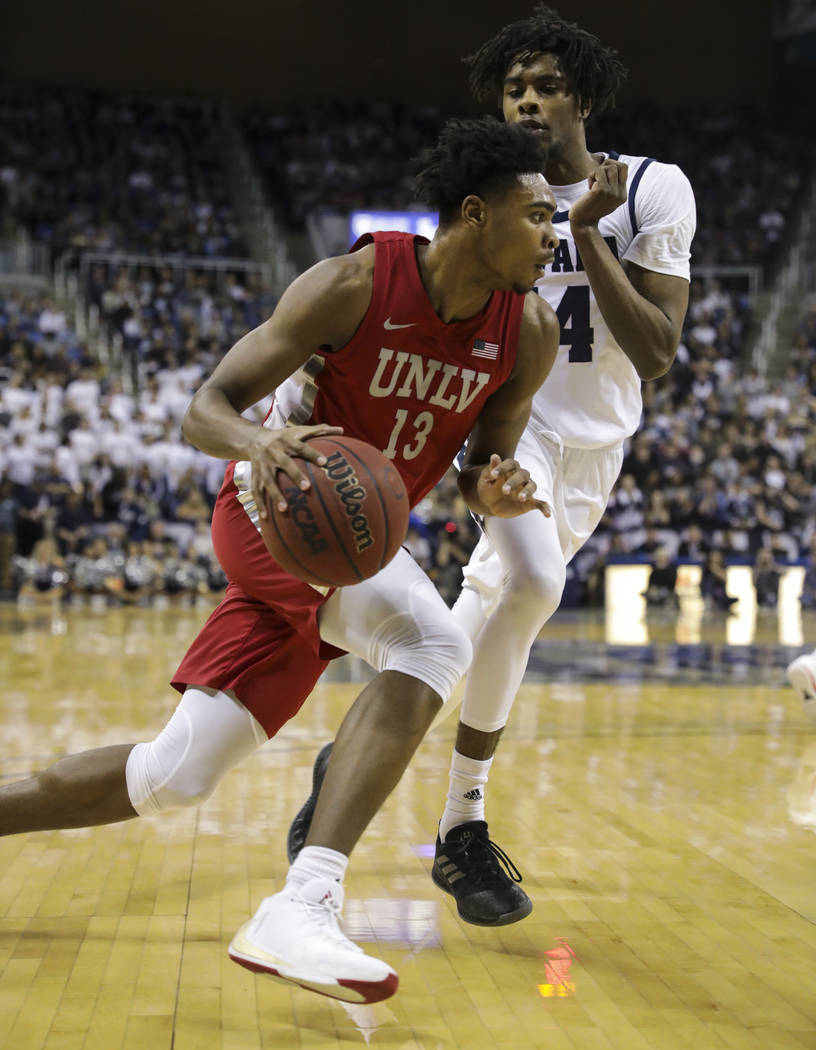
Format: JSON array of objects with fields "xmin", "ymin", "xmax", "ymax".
[{"xmin": 472, "ymin": 338, "xmax": 499, "ymax": 360}]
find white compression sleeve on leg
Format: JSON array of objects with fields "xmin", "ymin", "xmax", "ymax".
[
  {"xmin": 319, "ymin": 548, "xmax": 472, "ymax": 704},
  {"xmin": 125, "ymin": 687, "xmax": 266, "ymax": 816},
  {"xmin": 459, "ymin": 510, "xmax": 566, "ymax": 733}
]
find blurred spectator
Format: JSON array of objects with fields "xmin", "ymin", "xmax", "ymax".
[
  {"xmin": 642, "ymin": 548, "xmax": 680, "ymax": 609},
  {"xmin": 607, "ymin": 474, "xmax": 645, "ymax": 545},
  {"xmin": 676, "ymin": 524, "xmax": 709, "ymax": 562},
  {"xmin": 429, "ymin": 524, "xmax": 473, "ymax": 608},
  {"xmin": 15, "ymin": 537, "xmax": 69, "ymax": 604},
  {"xmin": 753, "ymin": 547, "xmax": 782, "ymax": 609},
  {"xmin": 0, "ymin": 477, "xmax": 19, "ymax": 595},
  {"xmin": 119, "ymin": 540, "xmax": 160, "ymax": 605},
  {"xmin": 69, "ymin": 536, "xmax": 117, "ymax": 598},
  {"xmin": 55, "ymin": 486, "xmax": 94, "ymax": 555},
  {"xmin": 404, "ymin": 522, "xmax": 433, "ymax": 573},
  {"xmin": 700, "ymin": 549, "xmax": 738, "ymax": 612},
  {"xmin": 800, "ymin": 538, "xmax": 816, "ymax": 609}
]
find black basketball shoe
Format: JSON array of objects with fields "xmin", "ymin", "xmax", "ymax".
[
  {"xmin": 286, "ymin": 742, "xmax": 333, "ymax": 863},
  {"xmin": 432, "ymin": 820, "xmax": 532, "ymax": 926}
]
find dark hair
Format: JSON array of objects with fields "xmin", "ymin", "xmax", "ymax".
[
  {"xmin": 413, "ymin": 117, "xmax": 547, "ymax": 226},
  {"xmin": 465, "ymin": 4, "xmax": 628, "ymax": 117}
]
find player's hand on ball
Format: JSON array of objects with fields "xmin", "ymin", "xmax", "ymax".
[
  {"xmin": 570, "ymin": 158, "xmax": 628, "ymax": 229},
  {"xmin": 477, "ymin": 454, "xmax": 551, "ymax": 518},
  {"xmin": 248, "ymin": 423, "xmax": 344, "ymax": 517}
]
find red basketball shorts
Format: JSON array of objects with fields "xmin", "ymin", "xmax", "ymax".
[{"xmin": 172, "ymin": 465, "xmax": 341, "ymax": 738}]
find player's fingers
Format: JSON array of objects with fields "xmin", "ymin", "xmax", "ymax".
[
  {"xmin": 272, "ymin": 451, "xmax": 314, "ymax": 494},
  {"xmin": 532, "ymin": 499, "xmax": 551, "ymax": 517},
  {"xmin": 510, "ymin": 477, "xmax": 540, "ymax": 503},
  {"xmin": 490, "ymin": 456, "xmax": 523, "ymax": 479},
  {"xmin": 488, "ymin": 453, "xmax": 503, "ymax": 478},
  {"xmin": 595, "ymin": 160, "xmax": 626, "ymax": 193},
  {"xmin": 292, "ymin": 425, "xmax": 344, "ymax": 466},
  {"xmin": 251, "ymin": 465, "xmax": 287, "ymax": 517},
  {"xmin": 600, "ymin": 157, "xmax": 626, "ymax": 174},
  {"xmin": 609, "ymin": 160, "xmax": 628, "ymax": 189},
  {"xmin": 498, "ymin": 465, "xmax": 532, "ymax": 495},
  {"xmin": 253, "ymin": 449, "xmax": 313, "ymax": 514}
]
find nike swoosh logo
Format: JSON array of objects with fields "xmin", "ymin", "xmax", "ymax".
[{"xmin": 383, "ymin": 317, "xmax": 417, "ymax": 330}]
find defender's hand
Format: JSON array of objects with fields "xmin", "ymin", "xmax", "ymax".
[
  {"xmin": 570, "ymin": 159, "xmax": 629, "ymax": 230},
  {"xmin": 248, "ymin": 423, "xmax": 344, "ymax": 516},
  {"xmin": 477, "ymin": 454, "xmax": 551, "ymax": 518}
]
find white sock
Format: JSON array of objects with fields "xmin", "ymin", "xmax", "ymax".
[
  {"xmin": 285, "ymin": 845, "xmax": 349, "ymax": 890},
  {"xmin": 439, "ymin": 750, "xmax": 494, "ymax": 842}
]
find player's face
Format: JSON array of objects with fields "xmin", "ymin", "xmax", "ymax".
[
  {"xmin": 482, "ymin": 174, "xmax": 558, "ymax": 294},
  {"xmin": 501, "ymin": 52, "xmax": 584, "ymax": 160}
]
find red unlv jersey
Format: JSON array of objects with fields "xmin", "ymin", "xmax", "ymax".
[{"xmin": 263, "ymin": 231, "xmax": 525, "ymax": 507}]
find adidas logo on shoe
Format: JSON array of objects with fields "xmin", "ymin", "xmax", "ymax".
[{"xmin": 463, "ymin": 788, "xmax": 483, "ymax": 801}]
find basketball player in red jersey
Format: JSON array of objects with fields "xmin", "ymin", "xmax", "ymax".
[{"xmin": 0, "ymin": 118, "xmax": 560, "ymax": 1004}]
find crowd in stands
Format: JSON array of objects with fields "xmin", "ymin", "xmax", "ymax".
[
  {"xmin": 627, "ymin": 290, "xmax": 816, "ymax": 613},
  {"xmin": 244, "ymin": 100, "xmax": 810, "ymax": 276},
  {"xmin": 243, "ymin": 102, "xmax": 446, "ymax": 229},
  {"xmin": 1, "ymin": 86, "xmax": 815, "ymax": 612},
  {"xmin": 0, "ymin": 288, "xmax": 232, "ymax": 603},
  {"xmin": 84, "ymin": 260, "xmax": 273, "ymax": 377},
  {"xmin": 0, "ymin": 83, "xmax": 247, "ymax": 262}
]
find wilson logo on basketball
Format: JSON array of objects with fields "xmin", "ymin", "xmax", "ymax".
[
  {"xmin": 324, "ymin": 452, "xmax": 374, "ymax": 552},
  {"xmin": 283, "ymin": 486, "xmax": 329, "ymax": 556},
  {"xmin": 258, "ymin": 436, "xmax": 408, "ymax": 589}
]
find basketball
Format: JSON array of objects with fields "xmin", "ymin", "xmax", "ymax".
[{"xmin": 258, "ymin": 436, "xmax": 410, "ymax": 587}]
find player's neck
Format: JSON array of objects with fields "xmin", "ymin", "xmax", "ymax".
[
  {"xmin": 416, "ymin": 239, "xmax": 492, "ymax": 324},
  {"xmin": 544, "ymin": 144, "xmax": 603, "ymax": 187}
]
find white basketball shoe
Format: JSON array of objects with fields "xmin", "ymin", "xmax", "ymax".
[
  {"xmin": 786, "ymin": 650, "xmax": 816, "ymax": 722},
  {"xmin": 228, "ymin": 877, "xmax": 398, "ymax": 1003}
]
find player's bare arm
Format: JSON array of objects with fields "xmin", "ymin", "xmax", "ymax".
[
  {"xmin": 569, "ymin": 158, "xmax": 689, "ymax": 380},
  {"xmin": 182, "ymin": 247, "xmax": 375, "ymax": 512},
  {"xmin": 458, "ymin": 293, "xmax": 559, "ymax": 518}
]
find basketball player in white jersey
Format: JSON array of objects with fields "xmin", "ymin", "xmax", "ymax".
[
  {"xmin": 286, "ymin": 5, "xmax": 696, "ymax": 924},
  {"xmin": 425, "ymin": 5, "xmax": 698, "ymax": 925}
]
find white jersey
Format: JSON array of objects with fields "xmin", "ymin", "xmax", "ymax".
[{"xmin": 532, "ymin": 153, "xmax": 696, "ymax": 449}]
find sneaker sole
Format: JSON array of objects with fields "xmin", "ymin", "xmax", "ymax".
[
  {"xmin": 228, "ymin": 939, "xmax": 398, "ymax": 1004},
  {"xmin": 431, "ymin": 864, "xmax": 533, "ymax": 927},
  {"xmin": 286, "ymin": 742, "xmax": 333, "ymax": 863},
  {"xmin": 227, "ymin": 932, "xmax": 396, "ymax": 1003}
]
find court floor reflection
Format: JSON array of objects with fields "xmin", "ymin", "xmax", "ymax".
[{"xmin": 1, "ymin": 601, "xmax": 815, "ymax": 1049}]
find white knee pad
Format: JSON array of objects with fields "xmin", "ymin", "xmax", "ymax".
[
  {"xmin": 125, "ymin": 687, "xmax": 266, "ymax": 816},
  {"xmin": 372, "ymin": 605, "xmax": 473, "ymax": 703}
]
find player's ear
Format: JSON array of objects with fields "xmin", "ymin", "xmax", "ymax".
[
  {"xmin": 579, "ymin": 98, "xmax": 593, "ymax": 120},
  {"xmin": 461, "ymin": 195, "xmax": 485, "ymax": 227}
]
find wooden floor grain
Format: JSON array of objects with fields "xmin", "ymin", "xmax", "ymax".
[{"xmin": 1, "ymin": 601, "xmax": 814, "ymax": 1049}]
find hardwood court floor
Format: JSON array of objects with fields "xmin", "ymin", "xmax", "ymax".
[{"xmin": 1, "ymin": 600, "xmax": 815, "ymax": 1049}]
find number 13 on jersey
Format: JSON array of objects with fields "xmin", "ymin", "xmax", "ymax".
[{"xmin": 383, "ymin": 408, "xmax": 435, "ymax": 461}]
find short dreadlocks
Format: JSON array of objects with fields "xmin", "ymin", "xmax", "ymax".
[{"xmin": 465, "ymin": 4, "xmax": 628, "ymax": 118}]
